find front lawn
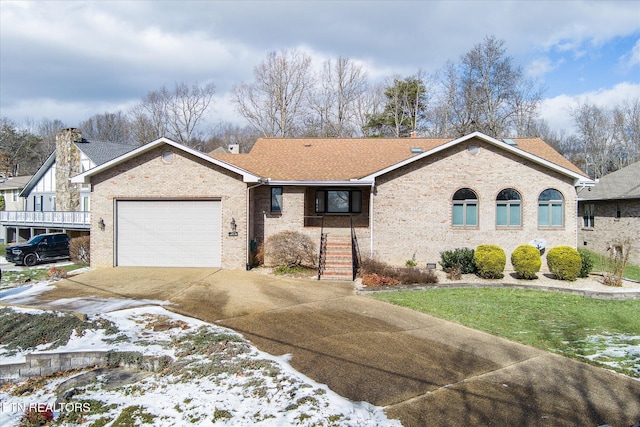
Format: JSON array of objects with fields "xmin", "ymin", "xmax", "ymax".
[{"xmin": 373, "ymin": 288, "xmax": 640, "ymax": 377}]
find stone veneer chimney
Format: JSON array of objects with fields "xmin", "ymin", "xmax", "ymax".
[{"xmin": 55, "ymin": 128, "xmax": 82, "ymax": 211}]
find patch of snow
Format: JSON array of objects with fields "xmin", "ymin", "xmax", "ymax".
[
  {"xmin": 45, "ymin": 297, "xmax": 170, "ymax": 315},
  {"xmin": 0, "ymin": 281, "xmax": 56, "ymax": 304},
  {"xmin": 575, "ymin": 334, "xmax": 640, "ymax": 377},
  {"xmin": 0, "ymin": 305, "xmax": 401, "ymax": 426}
]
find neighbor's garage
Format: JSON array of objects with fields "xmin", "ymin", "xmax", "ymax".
[{"xmin": 116, "ymin": 199, "xmax": 221, "ymax": 267}]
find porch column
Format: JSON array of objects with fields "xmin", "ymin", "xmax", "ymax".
[{"xmin": 369, "ymin": 182, "xmax": 374, "ymax": 258}]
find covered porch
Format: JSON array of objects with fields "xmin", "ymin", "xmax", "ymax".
[{"xmin": 250, "ymin": 184, "xmax": 373, "ymax": 280}]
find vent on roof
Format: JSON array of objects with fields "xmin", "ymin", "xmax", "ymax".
[
  {"xmin": 410, "ymin": 147, "xmax": 423, "ymax": 154},
  {"xmin": 502, "ymin": 138, "xmax": 517, "ymax": 146},
  {"xmin": 304, "ymin": 143, "xmax": 312, "ymax": 147}
]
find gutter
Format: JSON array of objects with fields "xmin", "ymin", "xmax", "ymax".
[
  {"xmin": 369, "ymin": 182, "xmax": 375, "ymax": 259},
  {"xmin": 261, "ymin": 179, "xmax": 374, "ymax": 187}
]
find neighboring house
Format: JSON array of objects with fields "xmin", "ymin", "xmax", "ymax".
[
  {"xmin": 577, "ymin": 161, "xmax": 640, "ymax": 266},
  {"xmin": 73, "ymin": 131, "xmax": 593, "ymax": 279},
  {"xmin": 0, "ymin": 128, "xmax": 136, "ymax": 243},
  {"xmin": 0, "ymin": 175, "xmax": 32, "ymax": 244}
]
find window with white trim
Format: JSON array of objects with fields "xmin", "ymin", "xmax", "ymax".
[
  {"xmin": 452, "ymin": 188, "xmax": 478, "ymax": 226},
  {"xmin": 496, "ymin": 188, "xmax": 521, "ymax": 227},
  {"xmin": 538, "ymin": 189, "xmax": 564, "ymax": 227}
]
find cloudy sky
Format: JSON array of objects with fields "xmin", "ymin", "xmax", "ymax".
[{"xmin": 1, "ymin": 0, "xmax": 639, "ymax": 136}]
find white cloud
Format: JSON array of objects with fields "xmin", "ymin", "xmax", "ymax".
[
  {"xmin": 526, "ymin": 57, "xmax": 557, "ymax": 78},
  {"xmin": 540, "ymin": 82, "xmax": 640, "ymax": 134},
  {"xmin": 619, "ymin": 38, "xmax": 640, "ymax": 69}
]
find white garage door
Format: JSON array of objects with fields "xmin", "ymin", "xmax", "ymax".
[{"xmin": 116, "ymin": 200, "xmax": 221, "ymax": 267}]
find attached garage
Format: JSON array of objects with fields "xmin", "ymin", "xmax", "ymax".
[{"xmin": 116, "ymin": 199, "xmax": 221, "ymax": 267}]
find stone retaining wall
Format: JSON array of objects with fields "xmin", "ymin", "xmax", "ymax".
[
  {"xmin": 0, "ymin": 351, "xmax": 169, "ymax": 384},
  {"xmin": 357, "ymin": 282, "xmax": 640, "ymax": 300}
]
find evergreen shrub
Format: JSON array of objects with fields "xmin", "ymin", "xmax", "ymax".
[
  {"xmin": 577, "ymin": 249, "xmax": 594, "ymax": 278},
  {"xmin": 510, "ymin": 244, "xmax": 541, "ymax": 279},
  {"xmin": 474, "ymin": 245, "xmax": 506, "ymax": 279},
  {"xmin": 547, "ymin": 246, "xmax": 581, "ymax": 281},
  {"xmin": 439, "ymin": 247, "xmax": 476, "ymax": 274}
]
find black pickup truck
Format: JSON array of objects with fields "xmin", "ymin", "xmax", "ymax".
[{"xmin": 5, "ymin": 233, "xmax": 71, "ymax": 266}]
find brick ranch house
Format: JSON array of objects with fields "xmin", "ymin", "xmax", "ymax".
[{"xmin": 72, "ymin": 131, "xmax": 593, "ymax": 279}]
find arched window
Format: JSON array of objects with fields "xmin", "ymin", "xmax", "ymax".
[
  {"xmin": 538, "ymin": 189, "xmax": 564, "ymax": 227},
  {"xmin": 496, "ymin": 188, "xmax": 521, "ymax": 227},
  {"xmin": 452, "ymin": 188, "xmax": 478, "ymax": 226}
]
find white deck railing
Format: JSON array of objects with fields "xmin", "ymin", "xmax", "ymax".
[{"xmin": 0, "ymin": 211, "xmax": 91, "ymax": 228}]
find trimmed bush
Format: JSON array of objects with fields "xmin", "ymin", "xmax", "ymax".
[
  {"xmin": 577, "ymin": 249, "xmax": 594, "ymax": 278},
  {"xmin": 511, "ymin": 244, "xmax": 541, "ymax": 280},
  {"xmin": 547, "ymin": 246, "xmax": 581, "ymax": 281},
  {"xmin": 264, "ymin": 231, "xmax": 317, "ymax": 267},
  {"xmin": 474, "ymin": 245, "xmax": 506, "ymax": 279},
  {"xmin": 439, "ymin": 247, "xmax": 476, "ymax": 274},
  {"xmin": 70, "ymin": 235, "xmax": 90, "ymax": 265}
]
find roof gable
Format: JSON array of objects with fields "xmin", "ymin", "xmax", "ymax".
[
  {"xmin": 579, "ymin": 160, "xmax": 640, "ymax": 200},
  {"xmin": 363, "ymin": 132, "xmax": 591, "ymax": 185},
  {"xmin": 19, "ymin": 140, "xmax": 139, "ymax": 197},
  {"xmin": 72, "ymin": 137, "xmax": 261, "ymax": 184}
]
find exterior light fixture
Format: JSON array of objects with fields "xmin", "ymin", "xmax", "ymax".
[
  {"xmin": 98, "ymin": 218, "xmax": 105, "ymax": 230},
  {"xmin": 229, "ymin": 218, "xmax": 238, "ymax": 236}
]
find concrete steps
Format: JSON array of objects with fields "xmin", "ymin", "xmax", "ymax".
[{"xmin": 320, "ymin": 236, "xmax": 354, "ymax": 281}]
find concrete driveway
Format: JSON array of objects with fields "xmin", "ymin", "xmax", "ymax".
[{"xmin": 31, "ymin": 268, "xmax": 640, "ymax": 426}]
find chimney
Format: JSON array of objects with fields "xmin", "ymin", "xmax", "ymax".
[
  {"xmin": 228, "ymin": 144, "xmax": 240, "ymax": 154},
  {"xmin": 410, "ymin": 131, "xmax": 419, "ymax": 138},
  {"xmin": 55, "ymin": 128, "xmax": 82, "ymax": 211}
]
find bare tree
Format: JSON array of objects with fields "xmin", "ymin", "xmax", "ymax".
[
  {"xmin": 204, "ymin": 122, "xmax": 261, "ymax": 153},
  {"xmin": 612, "ymin": 98, "xmax": 640, "ymax": 167},
  {"xmin": 434, "ymin": 36, "xmax": 542, "ymax": 138},
  {"xmin": 80, "ymin": 111, "xmax": 131, "ymax": 143},
  {"xmin": 232, "ymin": 49, "xmax": 313, "ymax": 137},
  {"xmin": 0, "ymin": 118, "xmax": 43, "ymax": 176},
  {"xmin": 130, "ymin": 81, "xmax": 216, "ymax": 146},
  {"xmin": 35, "ymin": 118, "xmax": 66, "ymax": 157},
  {"xmin": 307, "ymin": 56, "xmax": 368, "ymax": 137},
  {"xmin": 354, "ymin": 82, "xmax": 386, "ymax": 137},
  {"xmin": 570, "ymin": 100, "xmax": 615, "ymax": 178}
]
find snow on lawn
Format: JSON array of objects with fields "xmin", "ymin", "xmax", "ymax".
[
  {"xmin": 0, "ymin": 305, "xmax": 401, "ymax": 426},
  {"xmin": 575, "ymin": 334, "xmax": 640, "ymax": 378}
]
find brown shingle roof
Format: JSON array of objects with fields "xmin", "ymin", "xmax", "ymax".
[
  {"xmin": 508, "ymin": 138, "xmax": 586, "ymax": 176},
  {"xmin": 212, "ymin": 135, "xmax": 589, "ymax": 181}
]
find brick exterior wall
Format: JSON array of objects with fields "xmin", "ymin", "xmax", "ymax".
[
  {"xmin": 250, "ymin": 185, "xmax": 371, "ymax": 266},
  {"xmin": 578, "ymin": 199, "xmax": 640, "ymax": 266},
  {"xmin": 372, "ymin": 139, "xmax": 578, "ymax": 266},
  {"xmin": 90, "ymin": 146, "xmax": 247, "ymax": 269}
]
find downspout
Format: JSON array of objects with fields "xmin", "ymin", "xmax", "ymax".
[
  {"xmin": 369, "ymin": 182, "xmax": 375, "ymax": 258},
  {"xmin": 246, "ymin": 182, "xmax": 264, "ymax": 270}
]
